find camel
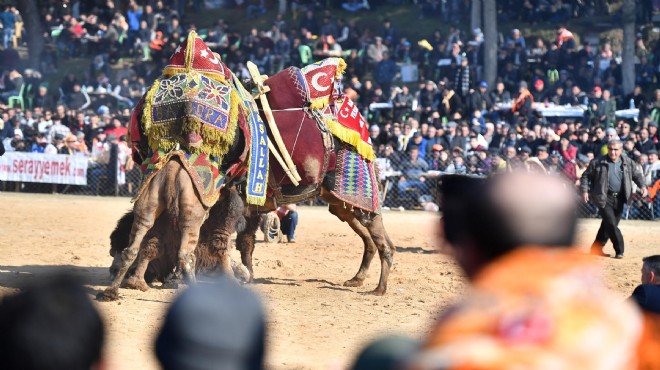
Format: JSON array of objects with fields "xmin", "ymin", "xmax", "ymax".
[
  {"xmin": 108, "ymin": 187, "xmax": 249, "ymax": 291},
  {"xmin": 102, "ymin": 34, "xmax": 394, "ymax": 298}
]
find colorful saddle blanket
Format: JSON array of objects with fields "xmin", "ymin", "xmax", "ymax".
[
  {"xmin": 261, "ymin": 57, "xmax": 378, "ymax": 212},
  {"xmin": 138, "ymin": 149, "xmax": 224, "ymax": 208},
  {"xmin": 330, "ymin": 141, "xmax": 380, "ymax": 214},
  {"xmin": 130, "ymin": 30, "xmax": 268, "ymax": 208},
  {"xmin": 142, "ymin": 71, "xmax": 239, "ymax": 158}
]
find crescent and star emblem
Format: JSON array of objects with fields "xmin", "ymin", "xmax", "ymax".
[{"xmin": 311, "ymin": 72, "xmax": 331, "ymax": 92}]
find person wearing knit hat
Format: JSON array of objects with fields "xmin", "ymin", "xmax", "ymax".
[{"xmin": 155, "ymin": 277, "xmax": 266, "ymax": 370}]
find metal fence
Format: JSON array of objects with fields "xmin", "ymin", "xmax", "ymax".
[
  {"xmin": 1, "ymin": 149, "xmax": 658, "ymax": 222},
  {"xmin": 375, "ymin": 151, "xmax": 660, "ymax": 221}
]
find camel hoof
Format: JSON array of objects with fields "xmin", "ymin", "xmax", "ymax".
[
  {"xmin": 125, "ymin": 276, "xmax": 150, "ymax": 292},
  {"xmin": 367, "ymin": 288, "xmax": 386, "ymax": 296},
  {"xmin": 97, "ymin": 288, "xmax": 120, "ymax": 301},
  {"xmin": 343, "ymin": 278, "xmax": 364, "ymax": 287},
  {"xmin": 162, "ymin": 279, "xmax": 182, "ymax": 289}
]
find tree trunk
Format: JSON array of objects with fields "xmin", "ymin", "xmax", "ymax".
[
  {"xmin": 471, "ymin": 0, "xmax": 482, "ymax": 32},
  {"xmin": 278, "ymin": 0, "xmax": 287, "ymax": 15},
  {"xmin": 16, "ymin": 0, "xmax": 44, "ymax": 70},
  {"xmin": 482, "ymin": 0, "xmax": 497, "ymax": 89},
  {"xmin": 622, "ymin": 0, "xmax": 635, "ymax": 95}
]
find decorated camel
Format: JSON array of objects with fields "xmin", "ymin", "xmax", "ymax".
[{"xmin": 103, "ymin": 31, "xmax": 394, "ymax": 300}]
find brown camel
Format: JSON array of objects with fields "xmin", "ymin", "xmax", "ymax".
[
  {"xmin": 99, "ymin": 158, "xmax": 208, "ymax": 301},
  {"xmin": 235, "ymin": 189, "xmax": 395, "ymax": 295},
  {"xmin": 105, "ymin": 55, "xmax": 395, "ymax": 296},
  {"xmin": 108, "ymin": 187, "xmax": 248, "ymax": 292}
]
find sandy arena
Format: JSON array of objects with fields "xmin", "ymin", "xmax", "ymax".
[{"xmin": 0, "ymin": 192, "xmax": 658, "ymax": 369}]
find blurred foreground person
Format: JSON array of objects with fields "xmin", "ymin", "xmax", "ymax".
[
  {"xmin": 0, "ymin": 274, "xmax": 105, "ymax": 370},
  {"xmin": 155, "ymin": 276, "xmax": 266, "ymax": 370},
  {"xmin": 408, "ymin": 172, "xmax": 658, "ymax": 369},
  {"xmin": 631, "ymin": 255, "xmax": 660, "ymax": 314}
]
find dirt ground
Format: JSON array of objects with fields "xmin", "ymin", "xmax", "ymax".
[{"xmin": 0, "ymin": 192, "xmax": 658, "ymax": 370}]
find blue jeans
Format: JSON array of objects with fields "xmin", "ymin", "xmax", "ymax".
[
  {"xmin": 397, "ymin": 179, "xmax": 429, "ymax": 207},
  {"xmin": 280, "ymin": 211, "xmax": 298, "ymax": 240},
  {"xmin": 3, "ymin": 27, "xmax": 13, "ymax": 49}
]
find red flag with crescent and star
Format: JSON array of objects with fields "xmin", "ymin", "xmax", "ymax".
[
  {"xmin": 336, "ymin": 98, "xmax": 371, "ymax": 146},
  {"xmin": 299, "ymin": 58, "xmax": 346, "ymax": 109}
]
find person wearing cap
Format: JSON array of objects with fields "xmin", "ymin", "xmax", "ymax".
[
  {"xmin": 155, "ymin": 276, "xmax": 266, "ymax": 370},
  {"xmin": 645, "ymin": 149, "xmax": 660, "ymax": 185},
  {"xmin": 407, "ymin": 132, "xmax": 427, "ymax": 158},
  {"xmin": 581, "ymin": 139, "xmax": 647, "ymax": 258},
  {"xmin": 534, "ymin": 145, "xmax": 550, "ymax": 166},
  {"xmin": 409, "ymin": 172, "xmax": 652, "ymax": 370},
  {"xmin": 530, "ymin": 78, "xmax": 547, "ymax": 103}
]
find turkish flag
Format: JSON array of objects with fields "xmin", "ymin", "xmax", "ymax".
[
  {"xmin": 303, "ymin": 64, "xmax": 337, "ymax": 101},
  {"xmin": 336, "ymin": 98, "xmax": 371, "ymax": 145}
]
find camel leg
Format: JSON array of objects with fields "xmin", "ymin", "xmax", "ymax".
[
  {"xmin": 100, "ymin": 189, "xmax": 162, "ymax": 301},
  {"xmin": 125, "ymin": 235, "xmax": 163, "ymax": 291},
  {"xmin": 364, "ymin": 213, "xmax": 395, "ymax": 296},
  {"xmin": 328, "ymin": 203, "xmax": 377, "ymax": 288},
  {"xmin": 236, "ymin": 213, "xmax": 261, "ymax": 282},
  {"xmin": 175, "ymin": 175, "xmax": 207, "ymax": 284},
  {"xmin": 203, "ymin": 188, "xmax": 246, "ymax": 278}
]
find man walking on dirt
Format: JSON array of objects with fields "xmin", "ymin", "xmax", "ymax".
[{"xmin": 581, "ymin": 139, "xmax": 647, "ymax": 258}]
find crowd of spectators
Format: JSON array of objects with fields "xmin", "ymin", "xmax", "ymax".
[{"xmin": 0, "ymin": 0, "xmax": 659, "ymax": 215}]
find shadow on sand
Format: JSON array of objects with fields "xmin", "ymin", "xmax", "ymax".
[
  {"xmin": 396, "ymin": 246, "xmax": 438, "ymax": 255},
  {"xmin": 0, "ymin": 264, "xmax": 111, "ymax": 296}
]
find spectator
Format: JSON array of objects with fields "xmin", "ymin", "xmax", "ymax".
[
  {"xmin": 366, "ymin": 36, "xmax": 388, "ymax": 66},
  {"xmin": 373, "ymin": 51, "xmax": 398, "ymax": 96},
  {"xmin": 0, "ymin": 69, "xmax": 23, "ymax": 105},
  {"xmin": 155, "ymin": 276, "xmax": 266, "ymax": 370},
  {"xmin": 409, "ymin": 172, "xmax": 645, "ymax": 370},
  {"xmin": 582, "ymin": 139, "xmax": 647, "ymax": 258},
  {"xmin": 397, "ymin": 146, "xmax": 429, "ymax": 207},
  {"xmin": 66, "ymin": 83, "xmax": 91, "ymax": 110},
  {"xmin": 511, "ymin": 81, "xmax": 533, "ymax": 123},
  {"xmin": 276, "ymin": 204, "xmax": 298, "ymax": 243},
  {"xmin": 630, "ymin": 255, "xmax": 660, "ymax": 314},
  {"xmin": 0, "ymin": 274, "xmax": 105, "ymax": 370},
  {"xmin": 0, "ymin": 5, "xmax": 16, "ymax": 49}
]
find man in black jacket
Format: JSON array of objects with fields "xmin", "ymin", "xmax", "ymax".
[
  {"xmin": 630, "ymin": 255, "xmax": 660, "ymax": 314},
  {"xmin": 580, "ymin": 139, "xmax": 647, "ymax": 258}
]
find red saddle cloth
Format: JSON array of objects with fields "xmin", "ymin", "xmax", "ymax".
[{"xmin": 264, "ymin": 67, "xmax": 335, "ymax": 188}]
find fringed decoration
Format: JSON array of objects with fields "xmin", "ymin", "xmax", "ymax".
[
  {"xmin": 336, "ymin": 58, "xmax": 347, "ymax": 77},
  {"xmin": 309, "ymin": 97, "xmax": 330, "ymax": 111},
  {"xmin": 324, "ymin": 117, "xmax": 376, "ymax": 161},
  {"xmin": 163, "ymin": 66, "xmax": 226, "ymax": 84}
]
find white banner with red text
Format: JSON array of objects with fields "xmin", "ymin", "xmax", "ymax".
[{"xmin": 0, "ymin": 152, "xmax": 88, "ymax": 185}]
